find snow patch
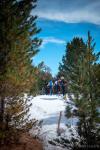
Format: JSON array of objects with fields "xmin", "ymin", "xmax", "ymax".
[{"xmin": 29, "ymin": 94, "xmax": 78, "ymax": 149}]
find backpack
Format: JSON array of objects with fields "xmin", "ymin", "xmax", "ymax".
[{"xmin": 55, "ymin": 81, "xmax": 58, "ymax": 85}]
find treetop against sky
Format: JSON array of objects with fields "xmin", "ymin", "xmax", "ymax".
[{"xmin": 32, "ymin": 0, "xmax": 100, "ymax": 76}]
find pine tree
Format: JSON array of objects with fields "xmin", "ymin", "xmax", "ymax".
[
  {"xmin": 76, "ymin": 32, "xmax": 100, "ymax": 146},
  {"xmin": 58, "ymin": 33, "xmax": 100, "ymax": 148},
  {"xmin": 58, "ymin": 37, "xmax": 86, "ymax": 82},
  {"xmin": 0, "ymin": 0, "xmax": 41, "ymax": 143}
]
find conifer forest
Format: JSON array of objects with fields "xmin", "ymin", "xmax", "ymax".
[{"xmin": 0, "ymin": 0, "xmax": 100, "ymax": 150}]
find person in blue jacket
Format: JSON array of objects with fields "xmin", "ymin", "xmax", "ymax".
[{"xmin": 48, "ymin": 80, "xmax": 53, "ymax": 95}]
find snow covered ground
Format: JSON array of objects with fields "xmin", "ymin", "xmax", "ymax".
[{"xmin": 29, "ymin": 95, "xmax": 78, "ymax": 150}]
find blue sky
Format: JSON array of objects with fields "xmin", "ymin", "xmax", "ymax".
[{"xmin": 32, "ymin": 0, "xmax": 100, "ymax": 76}]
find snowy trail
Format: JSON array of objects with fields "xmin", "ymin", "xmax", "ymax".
[
  {"xmin": 30, "ymin": 95, "xmax": 67, "ymax": 130},
  {"xmin": 29, "ymin": 95, "xmax": 78, "ymax": 150}
]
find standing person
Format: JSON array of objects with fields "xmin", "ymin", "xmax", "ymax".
[
  {"xmin": 60, "ymin": 77, "xmax": 65, "ymax": 96},
  {"xmin": 62, "ymin": 80, "xmax": 65, "ymax": 96},
  {"xmin": 44, "ymin": 81, "xmax": 48, "ymax": 95},
  {"xmin": 58, "ymin": 79, "xmax": 61, "ymax": 95},
  {"xmin": 54, "ymin": 80, "xmax": 59, "ymax": 94},
  {"xmin": 48, "ymin": 80, "xmax": 53, "ymax": 95}
]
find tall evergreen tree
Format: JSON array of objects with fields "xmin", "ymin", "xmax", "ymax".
[
  {"xmin": 0, "ymin": 0, "xmax": 41, "ymax": 143},
  {"xmin": 72, "ymin": 33, "xmax": 100, "ymax": 146},
  {"xmin": 58, "ymin": 37, "xmax": 86, "ymax": 82},
  {"xmin": 59, "ymin": 33, "xmax": 100, "ymax": 148}
]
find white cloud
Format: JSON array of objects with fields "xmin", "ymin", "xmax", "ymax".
[
  {"xmin": 33, "ymin": 0, "xmax": 100, "ymax": 25},
  {"xmin": 40, "ymin": 37, "xmax": 66, "ymax": 48},
  {"xmin": 36, "ymin": 10, "xmax": 100, "ymax": 25}
]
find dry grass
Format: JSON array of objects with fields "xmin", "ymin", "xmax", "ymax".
[{"xmin": 0, "ymin": 132, "xmax": 43, "ymax": 150}]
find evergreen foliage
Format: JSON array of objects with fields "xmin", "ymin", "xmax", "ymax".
[
  {"xmin": 35, "ymin": 61, "xmax": 52, "ymax": 94},
  {"xmin": 58, "ymin": 37, "xmax": 86, "ymax": 81},
  {"xmin": 59, "ymin": 32, "xmax": 100, "ymax": 148},
  {"xmin": 0, "ymin": 0, "xmax": 41, "ymax": 144}
]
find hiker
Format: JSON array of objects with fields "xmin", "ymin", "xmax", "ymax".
[
  {"xmin": 44, "ymin": 81, "xmax": 48, "ymax": 95},
  {"xmin": 48, "ymin": 80, "xmax": 53, "ymax": 95},
  {"xmin": 60, "ymin": 77, "xmax": 65, "ymax": 96},
  {"xmin": 54, "ymin": 80, "xmax": 59, "ymax": 94},
  {"xmin": 57, "ymin": 79, "xmax": 61, "ymax": 95}
]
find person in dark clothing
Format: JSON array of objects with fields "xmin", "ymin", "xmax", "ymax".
[
  {"xmin": 60, "ymin": 79, "xmax": 65, "ymax": 96},
  {"xmin": 58, "ymin": 79, "xmax": 61, "ymax": 94},
  {"xmin": 44, "ymin": 82, "xmax": 48, "ymax": 95}
]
